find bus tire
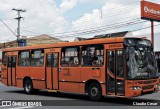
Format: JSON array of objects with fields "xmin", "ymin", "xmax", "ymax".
[
  {"xmin": 88, "ymin": 82, "xmax": 102, "ymax": 101},
  {"xmin": 24, "ymin": 79, "xmax": 33, "ymax": 94}
]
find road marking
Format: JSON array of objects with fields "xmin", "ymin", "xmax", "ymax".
[{"xmin": 6, "ymin": 106, "xmax": 34, "ymax": 109}]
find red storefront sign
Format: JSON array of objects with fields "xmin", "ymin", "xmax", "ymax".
[{"xmin": 141, "ymin": 0, "xmax": 160, "ymax": 22}]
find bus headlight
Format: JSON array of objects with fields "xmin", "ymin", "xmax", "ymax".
[{"xmin": 131, "ymin": 86, "xmax": 141, "ymax": 90}]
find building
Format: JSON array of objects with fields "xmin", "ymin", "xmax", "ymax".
[
  {"xmin": 74, "ymin": 31, "xmax": 133, "ymax": 41},
  {"xmin": 0, "ymin": 34, "xmax": 61, "ymax": 48},
  {"xmin": 74, "ymin": 37, "xmax": 87, "ymax": 41},
  {"xmin": 22, "ymin": 34, "xmax": 61, "ymax": 46},
  {"xmin": 0, "ymin": 34, "xmax": 62, "ymax": 58},
  {"xmin": 94, "ymin": 31, "xmax": 133, "ymax": 38}
]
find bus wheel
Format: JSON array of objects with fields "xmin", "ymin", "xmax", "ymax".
[
  {"xmin": 88, "ymin": 82, "xmax": 102, "ymax": 101},
  {"xmin": 24, "ymin": 79, "xmax": 33, "ymax": 94}
]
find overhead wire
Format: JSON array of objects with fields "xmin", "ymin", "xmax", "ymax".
[
  {"xmin": 0, "ymin": 18, "xmax": 17, "ymax": 37},
  {"xmin": 53, "ymin": 21, "xmax": 159, "ymax": 39},
  {"xmin": 22, "ymin": 7, "xmax": 141, "ymax": 31},
  {"xmin": 22, "ymin": 18, "xmax": 142, "ymax": 35},
  {"xmin": 1, "ymin": 0, "xmax": 160, "ymax": 42},
  {"xmin": 20, "ymin": 2, "xmax": 141, "ymax": 30},
  {"xmin": 22, "ymin": 0, "xmax": 160, "ymax": 31},
  {"xmin": 21, "ymin": 19, "xmax": 147, "ymax": 38}
]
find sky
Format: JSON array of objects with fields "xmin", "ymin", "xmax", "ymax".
[{"xmin": 0, "ymin": 0, "xmax": 160, "ymax": 50}]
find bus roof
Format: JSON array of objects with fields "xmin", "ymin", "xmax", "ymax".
[{"xmin": 3, "ymin": 37, "xmax": 125, "ymax": 52}]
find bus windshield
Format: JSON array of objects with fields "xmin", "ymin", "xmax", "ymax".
[{"xmin": 124, "ymin": 38, "xmax": 158, "ymax": 79}]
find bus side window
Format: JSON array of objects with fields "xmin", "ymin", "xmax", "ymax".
[
  {"xmin": 53, "ymin": 53, "xmax": 58, "ymax": 67},
  {"xmin": 2, "ymin": 52, "xmax": 7, "ymax": 66},
  {"xmin": 61, "ymin": 47, "xmax": 80, "ymax": 66},
  {"xmin": 46, "ymin": 54, "xmax": 52, "ymax": 67},
  {"xmin": 8, "ymin": 57, "xmax": 12, "ymax": 67},
  {"xmin": 46, "ymin": 54, "xmax": 58, "ymax": 67},
  {"xmin": 108, "ymin": 51, "xmax": 115, "ymax": 75},
  {"xmin": 31, "ymin": 50, "xmax": 44, "ymax": 67},
  {"xmin": 18, "ymin": 51, "xmax": 30, "ymax": 66},
  {"xmin": 12, "ymin": 57, "xmax": 16, "ymax": 67},
  {"xmin": 117, "ymin": 50, "xmax": 124, "ymax": 77},
  {"xmin": 82, "ymin": 45, "xmax": 104, "ymax": 66}
]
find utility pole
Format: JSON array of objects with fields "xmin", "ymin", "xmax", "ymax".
[
  {"xmin": 12, "ymin": 8, "xmax": 26, "ymax": 46},
  {"xmin": 151, "ymin": 20, "xmax": 154, "ymax": 48}
]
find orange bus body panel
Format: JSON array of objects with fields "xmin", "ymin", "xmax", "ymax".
[
  {"xmin": 12, "ymin": 68, "xmax": 16, "ymax": 86},
  {"xmin": 59, "ymin": 67, "xmax": 81, "ymax": 93},
  {"xmin": 7, "ymin": 68, "xmax": 11, "ymax": 86},
  {"xmin": 2, "ymin": 64, "xmax": 7, "ymax": 85},
  {"xmin": 16, "ymin": 79, "xmax": 23, "ymax": 88},
  {"xmin": 46, "ymin": 68, "xmax": 52, "ymax": 89},
  {"xmin": 32, "ymin": 80, "xmax": 45, "ymax": 89},
  {"xmin": 59, "ymin": 67, "xmax": 81, "ymax": 82},
  {"xmin": 81, "ymin": 67, "xmax": 105, "ymax": 83},
  {"xmin": 53, "ymin": 68, "xmax": 59, "ymax": 90},
  {"xmin": 30, "ymin": 67, "xmax": 45, "ymax": 80},
  {"xmin": 17, "ymin": 67, "xmax": 30, "ymax": 79},
  {"xmin": 59, "ymin": 82, "xmax": 80, "ymax": 93}
]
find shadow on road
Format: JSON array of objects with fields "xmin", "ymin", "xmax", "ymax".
[{"xmin": 4, "ymin": 89, "xmax": 160, "ymax": 106}]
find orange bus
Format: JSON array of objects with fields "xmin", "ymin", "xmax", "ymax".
[{"xmin": 1, "ymin": 37, "xmax": 159, "ymax": 100}]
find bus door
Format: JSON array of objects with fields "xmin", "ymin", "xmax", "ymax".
[
  {"xmin": 7, "ymin": 56, "xmax": 16, "ymax": 86},
  {"xmin": 107, "ymin": 49, "xmax": 125, "ymax": 96},
  {"xmin": 46, "ymin": 53, "xmax": 59, "ymax": 90}
]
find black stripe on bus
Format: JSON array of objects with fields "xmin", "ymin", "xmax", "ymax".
[
  {"xmin": 59, "ymin": 80, "xmax": 105, "ymax": 84},
  {"xmin": 16, "ymin": 78, "xmax": 45, "ymax": 81}
]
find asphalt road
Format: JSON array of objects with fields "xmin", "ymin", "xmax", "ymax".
[{"xmin": 0, "ymin": 82, "xmax": 160, "ymax": 109}]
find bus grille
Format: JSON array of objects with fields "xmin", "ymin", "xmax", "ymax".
[
  {"xmin": 142, "ymin": 85, "xmax": 154, "ymax": 90},
  {"xmin": 138, "ymin": 80, "xmax": 157, "ymax": 84}
]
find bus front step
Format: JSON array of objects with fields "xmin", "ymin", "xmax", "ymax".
[{"xmin": 48, "ymin": 90, "xmax": 59, "ymax": 92}]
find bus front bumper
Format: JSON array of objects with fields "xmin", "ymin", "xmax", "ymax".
[{"xmin": 125, "ymin": 79, "xmax": 159, "ymax": 97}]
